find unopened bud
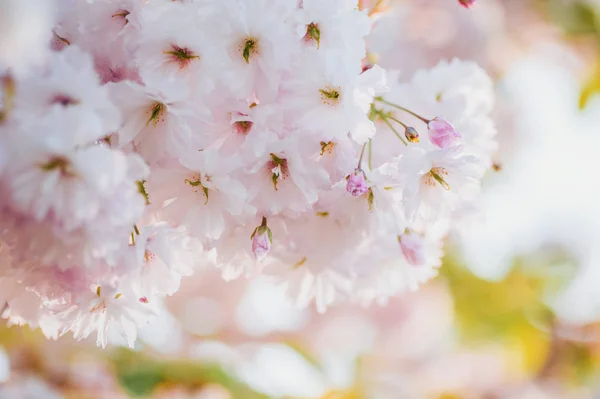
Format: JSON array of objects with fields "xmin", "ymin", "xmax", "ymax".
[
  {"xmin": 346, "ymin": 168, "xmax": 368, "ymax": 197},
  {"xmin": 404, "ymin": 126, "xmax": 419, "ymax": 143},
  {"xmin": 251, "ymin": 217, "xmax": 272, "ymax": 262},
  {"xmin": 428, "ymin": 117, "xmax": 461, "ymax": 149}
]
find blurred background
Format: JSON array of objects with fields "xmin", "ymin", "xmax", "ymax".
[{"xmin": 3, "ymin": 0, "xmax": 600, "ymax": 397}]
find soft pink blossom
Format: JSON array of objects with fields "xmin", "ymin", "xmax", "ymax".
[
  {"xmin": 398, "ymin": 231, "xmax": 426, "ymax": 266},
  {"xmin": 428, "ymin": 118, "xmax": 461, "ymax": 149},
  {"xmin": 346, "ymin": 168, "xmax": 368, "ymax": 197}
]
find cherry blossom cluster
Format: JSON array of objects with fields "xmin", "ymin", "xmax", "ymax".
[{"xmin": 0, "ymin": 0, "xmax": 495, "ymax": 347}]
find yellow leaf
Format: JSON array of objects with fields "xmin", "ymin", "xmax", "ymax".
[{"xmin": 580, "ymin": 56, "xmax": 600, "ymax": 109}]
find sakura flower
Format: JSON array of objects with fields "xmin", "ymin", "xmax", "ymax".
[
  {"xmin": 129, "ymin": 224, "xmax": 200, "ymax": 297},
  {"xmin": 213, "ymin": 222, "xmax": 280, "ymax": 281},
  {"xmin": 14, "ymin": 46, "xmax": 121, "ymax": 145},
  {"xmin": 6, "ymin": 137, "xmax": 147, "ymax": 233},
  {"xmin": 131, "ymin": 1, "xmax": 229, "ymax": 92},
  {"xmin": 54, "ymin": 283, "xmax": 157, "ymax": 348},
  {"xmin": 197, "ymin": 90, "xmax": 281, "ymax": 163},
  {"xmin": 385, "ymin": 59, "xmax": 495, "ymax": 122},
  {"xmin": 316, "ymin": 137, "xmax": 358, "ymax": 183},
  {"xmin": 398, "ymin": 146, "xmax": 483, "ymax": 219},
  {"xmin": 283, "ymin": 56, "xmax": 387, "ymax": 144},
  {"xmin": 295, "ymin": 0, "xmax": 371, "ymax": 64},
  {"xmin": 53, "ymin": 0, "xmax": 140, "ymax": 77},
  {"xmin": 246, "ymin": 136, "xmax": 329, "ymax": 216},
  {"xmin": 147, "ymin": 149, "xmax": 254, "ymax": 241},
  {"xmin": 263, "ymin": 212, "xmax": 365, "ymax": 312},
  {"xmin": 108, "ymin": 79, "xmax": 210, "ymax": 165},
  {"xmin": 219, "ymin": 0, "xmax": 297, "ymax": 99},
  {"xmin": 353, "ymin": 222, "xmax": 446, "ymax": 304}
]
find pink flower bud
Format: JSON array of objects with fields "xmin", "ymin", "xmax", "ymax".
[
  {"xmin": 398, "ymin": 231, "xmax": 426, "ymax": 266},
  {"xmin": 427, "ymin": 117, "xmax": 461, "ymax": 149},
  {"xmin": 458, "ymin": 0, "xmax": 476, "ymax": 8},
  {"xmin": 251, "ymin": 217, "xmax": 272, "ymax": 262},
  {"xmin": 346, "ymin": 168, "xmax": 368, "ymax": 197}
]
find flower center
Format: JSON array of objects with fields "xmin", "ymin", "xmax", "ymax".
[
  {"xmin": 89, "ymin": 300, "xmax": 107, "ymax": 314},
  {"xmin": 319, "ymin": 86, "xmax": 341, "ymax": 106},
  {"xmin": 51, "ymin": 94, "xmax": 79, "ymax": 107},
  {"xmin": 163, "ymin": 44, "xmax": 199, "ymax": 69},
  {"xmin": 234, "ymin": 120, "xmax": 253, "ymax": 135},
  {"xmin": 240, "ymin": 37, "xmax": 259, "ymax": 63},
  {"xmin": 146, "ymin": 102, "xmax": 166, "ymax": 127},
  {"xmin": 423, "ymin": 167, "xmax": 450, "ymax": 190},
  {"xmin": 267, "ymin": 153, "xmax": 289, "ymax": 190},
  {"xmin": 39, "ymin": 156, "xmax": 77, "ymax": 177},
  {"xmin": 144, "ymin": 250, "xmax": 156, "ymax": 263},
  {"xmin": 320, "ymin": 141, "xmax": 335, "ymax": 155},
  {"xmin": 185, "ymin": 173, "xmax": 209, "ymax": 204}
]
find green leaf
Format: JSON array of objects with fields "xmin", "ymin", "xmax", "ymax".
[
  {"xmin": 111, "ymin": 348, "xmax": 268, "ymax": 399},
  {"xmin": 580, "ymin": 57, "xmax": 600, "ymax": 109},
  {"xmin": 546, "ymin": 1, "xmax": 598, "ymax": 36}
]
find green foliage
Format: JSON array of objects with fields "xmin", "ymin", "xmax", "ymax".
[
  {"xmin": 439, "ymin": 248, "xmax": 586, "ymax": 376},
  {"xmin": 111, "ymin": 348, "xmax": 267, "ymax": 399},
  {"xmin": 545, "ymin": 0, "xmax": 599, "ymax": 36},
  {"xmin": 539, "ymin": 0, "xmax": 600, "ymax": 108},
  {"xmin": 580, "ymin": 58, "xmax": 600, "ymax": 109}
]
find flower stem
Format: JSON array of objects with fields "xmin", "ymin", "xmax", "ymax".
[
  {"xmin": 358, "ymin": 143, "xmax": 367, "ymax": 168},
  {"xmin": 375, "ymin": 97, "xmax": 430, "ymax": 123},
  {"xmin": 387, "ymin": 115, "xmax": 408, "ymax": 129},
  {"xmin": 368, "ymin": 139, "xmax": 373, "ymax": 170},
  {"xmin": 380, "ymin": 115, "xmax": 408, "ymax": 146}
]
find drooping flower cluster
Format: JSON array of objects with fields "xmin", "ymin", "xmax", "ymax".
[{"xmin": 0, "ymin": 0, "xmax": 495, "ymax": 347}]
